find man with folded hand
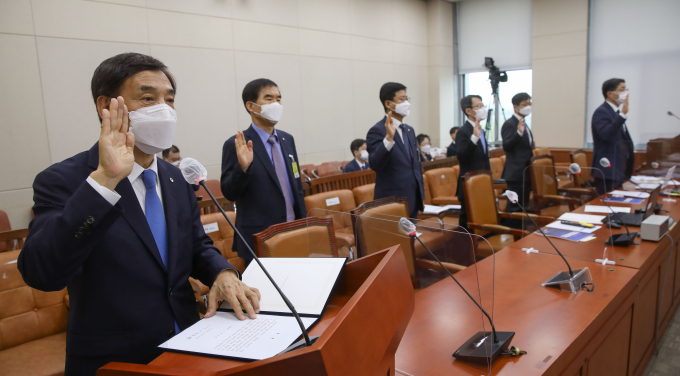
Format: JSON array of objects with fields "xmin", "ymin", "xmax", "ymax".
[{"xmin": 19, "ymin": 53, "xmax": 260, "ymax": 375}]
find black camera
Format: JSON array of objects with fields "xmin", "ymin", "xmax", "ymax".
[{"xmin": 484, "ymin": 57, "xmax": 507, "ymax": 84}]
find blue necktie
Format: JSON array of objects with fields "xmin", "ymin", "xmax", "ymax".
[
  {"xmin": 399, "ymin": 124, "xmax": 411, "ymax": 157},
  {"xmin": 142, "ymin": 170, "xmax": 179, "ymax": 334},
  {"xmin": 480, "ymin": 129, "xmax": 487, "ymax": 154}
]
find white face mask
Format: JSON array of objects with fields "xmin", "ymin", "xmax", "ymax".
[
  {"xmin": 360, "ymin": 150, "xmax": 369, "ymax": 161},
  {"xmin": 171, "ymin": 160, "xmax": 181, "ymax": 167},
  {"xmin": 391, "ymin": 100, "xmax": 410, "ymax": 117},
  {"xmin": 128, "ymin": 103, "xmax": 177, "ymax": 155},
  {"xmin": 252, "ymin": 102, "xmax": 283, "ymax": 124},
  {"xmin": 420, "ymin": 145, "xmax": 431, "ymax": 154},
  {"xmin": 474, "ymin": 106, "xmax": 488, "ymax": 121},
  {"xmin": 613, "ymin": 91, "xmax": 628, "ymax": 105},
  {"xmin": 519, "ymin": 105, "xmax": 532, "ymax": 116}
]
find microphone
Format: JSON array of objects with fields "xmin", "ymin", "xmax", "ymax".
[
  {"xmin": 179, "ymin": 158, "xmax": 317, "ymax": 352},
  {"xmin": 669, "ymin": 111, "xmax": 680, "ymax": 121},
  {"xmin": 503, "ymin": 191, "xmax": 594, "ymax": 292},
  {"xmin": 570, "ymin": 163, "xmax": 637, "ymax": 246},
  {"xmin": 398, "ymin": 218, "xmax": 516, "ymax": 364},
  {"xmin": 599, "ymin": 158, "xmax": 650, "ymax": 191}
]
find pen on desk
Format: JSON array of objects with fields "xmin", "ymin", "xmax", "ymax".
[{"xmin": 560, "ymin": 220, "xmax": 595, "ymax": 228}]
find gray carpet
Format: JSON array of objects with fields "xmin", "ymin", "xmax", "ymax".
[{"xmin": 643, "ymin": 306, "xmax": 680, "ymax": 375}]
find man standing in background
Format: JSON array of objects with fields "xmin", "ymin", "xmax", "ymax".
[
  {"xmin": 591, "ymin": 78, "xmax": 634, "ymax": 195},
  {"xmin": 366, "ymin": 82, "xmax": 424, "ymax": 219},
  {"xmin": 456, "ymin": 95, "xmax": 491, "ymax": 229},
  {"xmin": 501, "ymin": 93, "xmax": 535, "ymax": 213},
  {"xmin": 162, "ymin": 145, "xmax": 181, "ymax": 167},
  {"xmin": 221, "ymin": 79, "xmax": 306, "ymax": 264}
]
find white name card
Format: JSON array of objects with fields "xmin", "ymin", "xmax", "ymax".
[
  {"xmin": 325, "ymin": 197, "xmax": 340, "ymax": 206},
  {"xmin": 203, "ymin": 222, "xmax": 219, "ymax": 234}
]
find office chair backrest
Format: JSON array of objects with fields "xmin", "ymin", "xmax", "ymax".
[
  {"xmin": 531, "ymin": 155, "xmax": 559, "ymax": 197},
  {"xmin": 254, "ymin": 217, "xmax": 337, "ymax": 258},
  {"xmin": 463, "ymin": 171, "xmax": 499, "ymax": 231},
  {"xmin": 570, "ymin": 149, "xmax": 591, "ymax": 180},
  {"xmin": 489, "ymin": 158, "xmax": 504, "ymax": 180},
  {"xmin": 352, "ymin": 183, "xmax": 375, "ymax": 206},
  {"xmin": 424, "ymin": 167, "xmax": 458, "ymax": 200},
  {"xmin": 304, "ymin": 190, "xmax": 356, "ymax": 231}
]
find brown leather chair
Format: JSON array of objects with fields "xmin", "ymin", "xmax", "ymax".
[
  {"xmin": 0, "ymin": 249, "xmax": 68, "ymax": 376},
  {"xmin": 304, "ymin": 190, "xmax": 357, "ymax": 258},
  {"xmin": 500, "ymin": 155, "xmax": 506, "ymax": 166},
  {"xmin": 530, "ymin": 155, "xmax": 588, "ymax": 217},
  {"xmin": 198, "ymin": 197, "xmax": 234, "ymax": 215},
  {"xmin": 533, "ymin": 147, "xmax": 551, "ymax": 156},
  {"xmin": 317, "ymin": 162, "xmax": 344, "ymax": 177},
  {"xmin": 195, "ymin": 179, "xmax": 223, "ymax": 199},
  {"xmin": 0, "ymin": 228, "xmax": 29, "ymax": 253},
  {"xmin": 419, "ymin": 175, "xmax": 458, "ymax": 227},
  {"xmin": 570, "ymin": 149, "xmax": 596, "ymax": 188},
  {"xmin": 424, "ymin": 168, "xmax": 460, "ymax": 206},
  {"xmin": 463, "ymin": 170, "xmax": 553, "ymax": 257},
  {"xmin": 0, "ymin": 210, "xmax": 11, "ymax": 252},
  {"xmin": 299, "ymin": 164, "xmax": 316, "ymax": 181},
  {"xmin": 352, "ymin": 183, "xmax": 375, "ymax": 206},
  {"xmin": 351, "ymin": 197, "xmax": 465, "ymax": 289},
  {"xmin": 253, "ymin": 217, "xmax": 338, "ymax": 258}
]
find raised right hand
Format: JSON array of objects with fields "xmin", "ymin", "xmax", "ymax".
[
  {"xmin": 622, "ymin": 93, "xmax": 629, "ymax": 115},
  {"xmin": 518, "ymin": 118, "xmax": 525, "ymax": 133},
  {"xmin": 473, "ymin": 118, "xmax": 482, "ymax": 138},
  {"xmin": 235, "ymin": 130, "xmax": 254, "ymax": 172},
  {"xmin": 90, "ymin": 96, "xmax": 134, "ymax": 191},
  {"xmin": 385, "ymin": 111, "xmax": 396, "ymax": 142}
]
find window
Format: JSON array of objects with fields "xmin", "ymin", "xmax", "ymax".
[{"xmin": 461, "ymin": 69, "xmax": 533, "ymax": 144}]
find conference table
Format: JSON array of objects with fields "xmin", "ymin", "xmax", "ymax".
[{"xmin": 396, "ymin": 191, "xmax": 680, "ymax": 376}]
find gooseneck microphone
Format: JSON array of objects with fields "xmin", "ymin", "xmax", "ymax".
[
  {"xmin": 599, "ymin": 158, "xmax": 649, "ymax": 191},
  {"xmin": 179, "ymin": 158, "xmax": 316, "ymax": 351},
  {"xmin": 503, "ymin": 191, "xmax": 574, "ymax": 277},
  {"xmin": 669, "ymin": 111, "xmax": 680, "ymax": 121},
  {"xmin": 570, "ymin": 163, "xmax": 636, "ymax": 246},
  {"xmin": 398, "ymin": 218, "xmax": 516, "ymax": 364}
]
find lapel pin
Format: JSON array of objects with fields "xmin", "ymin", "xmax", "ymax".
[
  {"xmin": 282, "ymin": 137, "xmax": 285, "ymax": 140},
  {"xmin": 170, "ymin": 178, "xmax": 174, "ymax": 183}
]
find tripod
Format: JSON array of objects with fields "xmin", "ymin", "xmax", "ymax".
[{"xmin": 484, "ymin": 78, "xmax": 507, "ymax": 147}]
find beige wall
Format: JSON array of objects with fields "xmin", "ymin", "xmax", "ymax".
[
  {"xmin": 0, "ymin": 0, "xmax": 455, "ymax": 229},
  {"xmin": 530, "ymin": 0, "xmax": 589, "ymax": 148}
]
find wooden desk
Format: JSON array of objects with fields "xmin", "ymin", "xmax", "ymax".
[
  {"xmin": 396, "ymin": 249, "xmax": 638, "ymax": 375},
  {"xmin": 396, "ymin": 192, "xmax": 680, "ymax": 376}
]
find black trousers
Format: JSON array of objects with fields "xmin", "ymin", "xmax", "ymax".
[
  {"xmin": 505, "ymin": 180, "xmax": 531, "ymax": 213},
  {"xmin": 594, "ymin": 177, "xmax": 622, "ymax": 196}
]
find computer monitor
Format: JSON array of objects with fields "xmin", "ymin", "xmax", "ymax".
[{"xmin": 642, "ymin": 185, "xmax": 661, "ymax": 219}]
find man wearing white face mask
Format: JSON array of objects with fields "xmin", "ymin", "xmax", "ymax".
[
  {"xmin": 591, "ymin": 78, "xmax": 634, "ymax": 194},
  {"xmin": 221, "ymin": 79, "xmax": 307, "ymax": 264},
  {"xmin": 19, "ymin": 53, "xmax": 259, "ymax": 375},
  {"xmin": 344, "ymin": 139, "xmax": 370, "ymax": 173},
  {"xmin": 162, "ymin": 145, "xmax": 182, "ymax": 167},
  {"xmin": 456, "ymin": 95, "xmax": 491, "ymax": 230},
  {"xmin": 501, "ymin": 92, "xmax": 535, "ymax": 214},
  {"xmin": 366, "ymin": 82, "xmax": 425, "ymax": 219}
]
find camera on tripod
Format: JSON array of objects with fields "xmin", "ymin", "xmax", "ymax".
[{"xmin": 484, "ymin": 57, "xmax": 507, "ymax": 84}]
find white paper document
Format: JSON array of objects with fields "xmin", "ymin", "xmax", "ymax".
[
  {"xmin": 227, "ymin": 258, "xmax": 345, "ymax": 316},
  {"xmin": 610, "ymin": 190, "xmax": 650, "ymax": 198},
  {"xmin": 637, "ymin": 183, "xmax": 662, "ymax": 190},
  {"xmin": 422, "ymin": 204, "xmax": 461, "ymax": 214},
  {"xmin": 584, "ymin": 205, "xmax": 631, "ymax": 214},
  {"xmin": 546, "ymin": 221, "xmax": 601, "ymax": 234},
  {"xmin": 558, "ymin": 213, "xmax": 607, "ymax": 224},
  {"xmin": 159, "ymin": 312, "xmax": 317, "ymax": 361}
]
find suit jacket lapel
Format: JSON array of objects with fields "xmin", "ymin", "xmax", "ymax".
[
  {"xmin": 158, "ymin": 162, "xmax": 178, "ymax": 278},
  {"xmin": 115, "ymin": 178, "xmax": 167, "ymax": 272},
  {"xmin": 278, "ymin": 137, "xmax": 297, "ymax": 187},
  {"xmin": 246, "ymin": 126, "xmax": 282, "ymax": 193}
]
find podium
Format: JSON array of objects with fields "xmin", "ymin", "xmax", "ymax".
[{"xmin": 98, "ymin": 246, "xmax": 415, "ymax": 376}]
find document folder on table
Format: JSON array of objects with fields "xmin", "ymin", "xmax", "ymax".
[{"xmin": 159, "ymin": 258, "xmax": 346, "ymax": 362}]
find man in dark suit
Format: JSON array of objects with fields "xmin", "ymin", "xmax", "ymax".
[
  {"xmin": 502, "ymin": 92, "xmax": 535, "ymax": 213},
  {"xmin": 221, "ymin": 79, "xmax": 306, "ymax": 264},
  {"xmin": 591, "ymin": 78, "xmax": 633, "ymax": 195},
  {"xmin": 456, "ymin": 95, "xmax": 491, "ymax": 229},
  {"xmin": 366, "ymin": 82, "xmax": 424, "ymax": 219},
  {"xmin": 344, "ymin": 138, "xmax": 370, "ymax": 173},
  {"xmin": 18, "ymin": 53, "xmax": 260, "ymax": 376},
  {"xmin": 447, "ymin": 126, "xmax": 459, "ymax": 157}
]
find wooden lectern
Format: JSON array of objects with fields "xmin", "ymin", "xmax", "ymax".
[{"xmin": 98, "ymin": 246, "xmax": 415, "ymax": 376}]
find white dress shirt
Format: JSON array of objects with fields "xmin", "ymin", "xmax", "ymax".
[
  {"xmin": 383, "ymin": 116, "xmax": 406, "ymax": 151},
  {"xmin": 355, "ymin": 159, "xmax": 366, "ymax": 169},
  {"xmin": 468, "ymin": 119, "xmax": 481, "ymax": 145},
  {"xmin": 513, "ymin": 113, "xmax": 533, "ymax": 145},
  {"xmin": 86, "ymin": 156, "xmax": 163, "ymax": 211}
]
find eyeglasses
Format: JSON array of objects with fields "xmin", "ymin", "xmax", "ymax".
[
  {"xmin": 471, "ymin": 104, "xmax": 485, "ymax": 109},
  {"xmin": 391, "ymin": 97, "xmax": 411, "ymax": 103}
]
